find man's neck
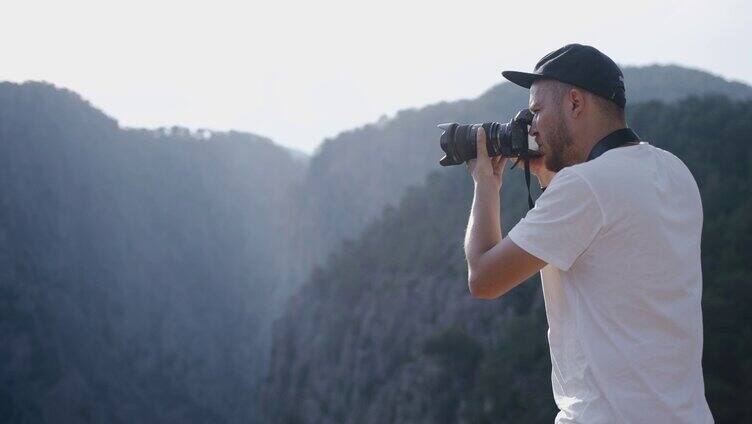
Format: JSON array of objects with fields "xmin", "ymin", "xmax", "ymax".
[{"xmin": 576, "ymin": 122, "xmax": 629, "ymax": 163}]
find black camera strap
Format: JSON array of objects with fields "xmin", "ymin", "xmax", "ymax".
[
  {"xmin": 521, "ymin": 127, "xmax": 641, "ymax": 210},
  {"xmin": 586, "ymin": 128, "xmax": 640, "ymax": 161},
  {"xmin": 511, "ymin": 155, "xmax": 535, "ymax": 208},
  {"xmin": 523, "ymin": 157, "xmax": 534, "ymax": 209}
]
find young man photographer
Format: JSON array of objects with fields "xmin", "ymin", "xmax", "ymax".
[{"xmin": 464, "ymin": 44, "xmax": 714, "ymax": 423}]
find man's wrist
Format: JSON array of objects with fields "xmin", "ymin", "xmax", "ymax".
[
  {"xmin": 474, "ymin": 183, "xmax": 502, "ymax": 195},
  {"xmin": 474, "ymin": 178, "xmax": 502, "ymax": 192}
]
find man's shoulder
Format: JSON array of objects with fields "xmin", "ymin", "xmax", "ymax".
[
  {"xmin": 566, "ymin": 142, "xmax": 689, "ymax": 185},
  {"xmin": 546, "ymin": 165, "xmax": 591, "ymax": 193},
  {"xmin": 562, "ymin": 142, "xmax": 701, "ymax": 214}
]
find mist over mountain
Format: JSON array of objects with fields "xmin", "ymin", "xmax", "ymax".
[
  {"xmin": 1, "ymin": 64, "xmax": 750, "ymax": 423},
  {"xmin": 0, "ymin": 81, "xmax": 304, "ymax": 422}
]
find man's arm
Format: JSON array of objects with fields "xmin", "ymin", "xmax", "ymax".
[
  {"xmin": 464, "ymin": 130, "xmax": 547, "ymax": 300},
  {"xmin": 464, "ymin": 181, "xmax": 546, "ymax": 299}
]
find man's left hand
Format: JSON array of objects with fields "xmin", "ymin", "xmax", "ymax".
[{"xmin": 466, "ymin": 127, "xmax": 508, "ymax": 190}]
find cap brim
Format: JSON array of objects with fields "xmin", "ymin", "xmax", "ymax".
[{"xmin": 501, "ymin": 70, "xmax": 545, "ymax": 89}]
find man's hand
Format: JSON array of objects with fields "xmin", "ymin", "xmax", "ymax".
[
  {"xmin": 528, "ymin": 156, "xmax": 556, "ymax": 188},
  {"xmin": 466, "ymin": 127, "xmax": 508, "ymax": 190}
]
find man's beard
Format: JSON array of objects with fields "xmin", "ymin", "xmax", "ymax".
[{"xmin": 542, "ymin": 112, "xmax": 576, "ymax": 173}]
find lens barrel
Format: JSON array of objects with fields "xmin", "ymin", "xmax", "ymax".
[{"xmin": 438, "ymin": 108, "xmax": 538, "ymax": 166}]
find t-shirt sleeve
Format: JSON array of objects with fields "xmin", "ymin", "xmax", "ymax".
[{"xmin": 507, "ymin": 167, "xmax": 604, "ymax": 271}]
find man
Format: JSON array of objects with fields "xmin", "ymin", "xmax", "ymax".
[{"xmin": 464, "ymin": 44, "xmax": 714, "ymax": 423}]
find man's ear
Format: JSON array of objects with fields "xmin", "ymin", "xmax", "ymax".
[{"xmin": 568, "ymin": 88, "xmax": 584, "ymax": 119}]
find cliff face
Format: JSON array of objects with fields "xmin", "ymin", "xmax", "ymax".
[
  {"xmin": 265, "ymin": 165, "xmax": 554, "ymax": 423},
  {"xmin": 263, "ymin": 96, "xmax": 752, "ymax": 423}
]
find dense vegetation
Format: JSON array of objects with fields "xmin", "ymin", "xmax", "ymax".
[
  {"xmin": 1, "ymin": 65, "xmax": 750, "ymax": 423},
  {"xmin": 0, "ymin": 82, "xmax": 305, "ymax": 423},
  {"xmin": 263, "ymin": 96, "xmax": 752, "ymax": 423}
]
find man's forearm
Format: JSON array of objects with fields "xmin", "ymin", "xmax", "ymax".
[{"xmin": 464, "ymin": 181, "xmax": 502, "ymax": 269}]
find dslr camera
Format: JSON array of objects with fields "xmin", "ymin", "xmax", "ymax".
[{"xmin": 438, "ymin": 108, "xmax": 540, "ymax": 166}]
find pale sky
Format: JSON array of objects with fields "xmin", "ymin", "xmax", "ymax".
[{"xmin": 2, "ymin": 0, "xmax": 750, "ymax": 154}]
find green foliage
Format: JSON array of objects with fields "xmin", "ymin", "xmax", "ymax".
[
  {"xmin": 423, "ymin": 326, "xmax": 484, "ymax": 374},
  {"xmin": 267, "ymin": 95, "xmax": 752, "ymax": 424},
  {"xmin": 423, "ymin": 327, "xmax": 485, "ymax": 423}
]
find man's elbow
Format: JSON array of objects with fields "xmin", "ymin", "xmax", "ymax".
[
  {"xmin": 468, "ymin": 282, "xmax": 493, "ymax": 299},
  {"xmin": 468, "ymin": 264, "xmax": 521, "ymax": 299},
  {"xmin": 468, "ymin": 275, "xmax": 501, "ymax": 300},
  {"xmin": 466, "ymin": 239, "xmax": 543, "ymax": 299},
  {"xmin": 467, "ymin": 261, "xmax": 495, "ymax": 299},
  {"xmin": 467, "ymin": 254, "xmax": 514, "ymax": 299}
]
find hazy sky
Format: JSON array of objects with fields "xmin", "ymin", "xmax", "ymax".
[{"xmin": 2, "ymin": 0, "xmax": 750, "ymax": 154}]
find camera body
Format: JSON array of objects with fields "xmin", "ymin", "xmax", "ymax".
[{"xmin": 438, "ymin": 108, "xmax": 540, "ymax": 166}]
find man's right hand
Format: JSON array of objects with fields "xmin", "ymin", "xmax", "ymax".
[{"xmin": 528, "ymin": 156, "xmax": 556, "ymax": 188}]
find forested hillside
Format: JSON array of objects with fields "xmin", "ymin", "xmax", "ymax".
[
  {"xmin": 292, "ymin": 65, "xmax": 752, "ymax": 284},
  {"xmin": 263, "ymin": 96, "xmax": 752, "ymax": 423},
  {"xmin": 1, "ymin": 64, "xmax": 749, "ymax": 423},
  {"xmin": 0, "ymin": 82, "xmax": 305, "ymax": 423}
]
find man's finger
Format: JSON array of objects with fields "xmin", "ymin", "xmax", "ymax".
[{"xmin": 476, "ymin": 127, "xmax": 488, "ymax": 158}]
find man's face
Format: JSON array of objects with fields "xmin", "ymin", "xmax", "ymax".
[{"xmin": 529, "ymin": 81, "xmax": 575, "ymax": 172}]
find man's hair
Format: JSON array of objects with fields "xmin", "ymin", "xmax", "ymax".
[{"xmin": 547, "ymin": 79, "xmax": 626, "ymax": 124}]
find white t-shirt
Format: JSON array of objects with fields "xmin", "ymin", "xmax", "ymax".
[{"xmin": 508, "ymin": 142, "xmax": 714, "ymax": 423}]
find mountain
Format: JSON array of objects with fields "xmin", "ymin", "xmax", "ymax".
[
  {"xmin": 289, "ymin": 65, "xmax": 752, "ymax": 290},
  {"xmin": 0, "ymin": 81, "xmax": 304, "ymax": 423},
  {"xmin": 1, "ymin": 64, "xmax": 750, "ymax": 423},
  {"xmin": 622, "ymin": 64, "xmax": 752, "ymax": 102},
  {"xmin": 262, "ymin": 95, "xmax": 752, "ymax": 423}
]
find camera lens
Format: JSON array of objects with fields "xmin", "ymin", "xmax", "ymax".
[{"xmin": 438, "ymin": 108, "xmax": 539, "ymax": 166}]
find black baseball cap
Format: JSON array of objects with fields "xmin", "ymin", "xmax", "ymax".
[{"xmin": 502, "ymin": 44, "xmax": 626, "ymax": 108}]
